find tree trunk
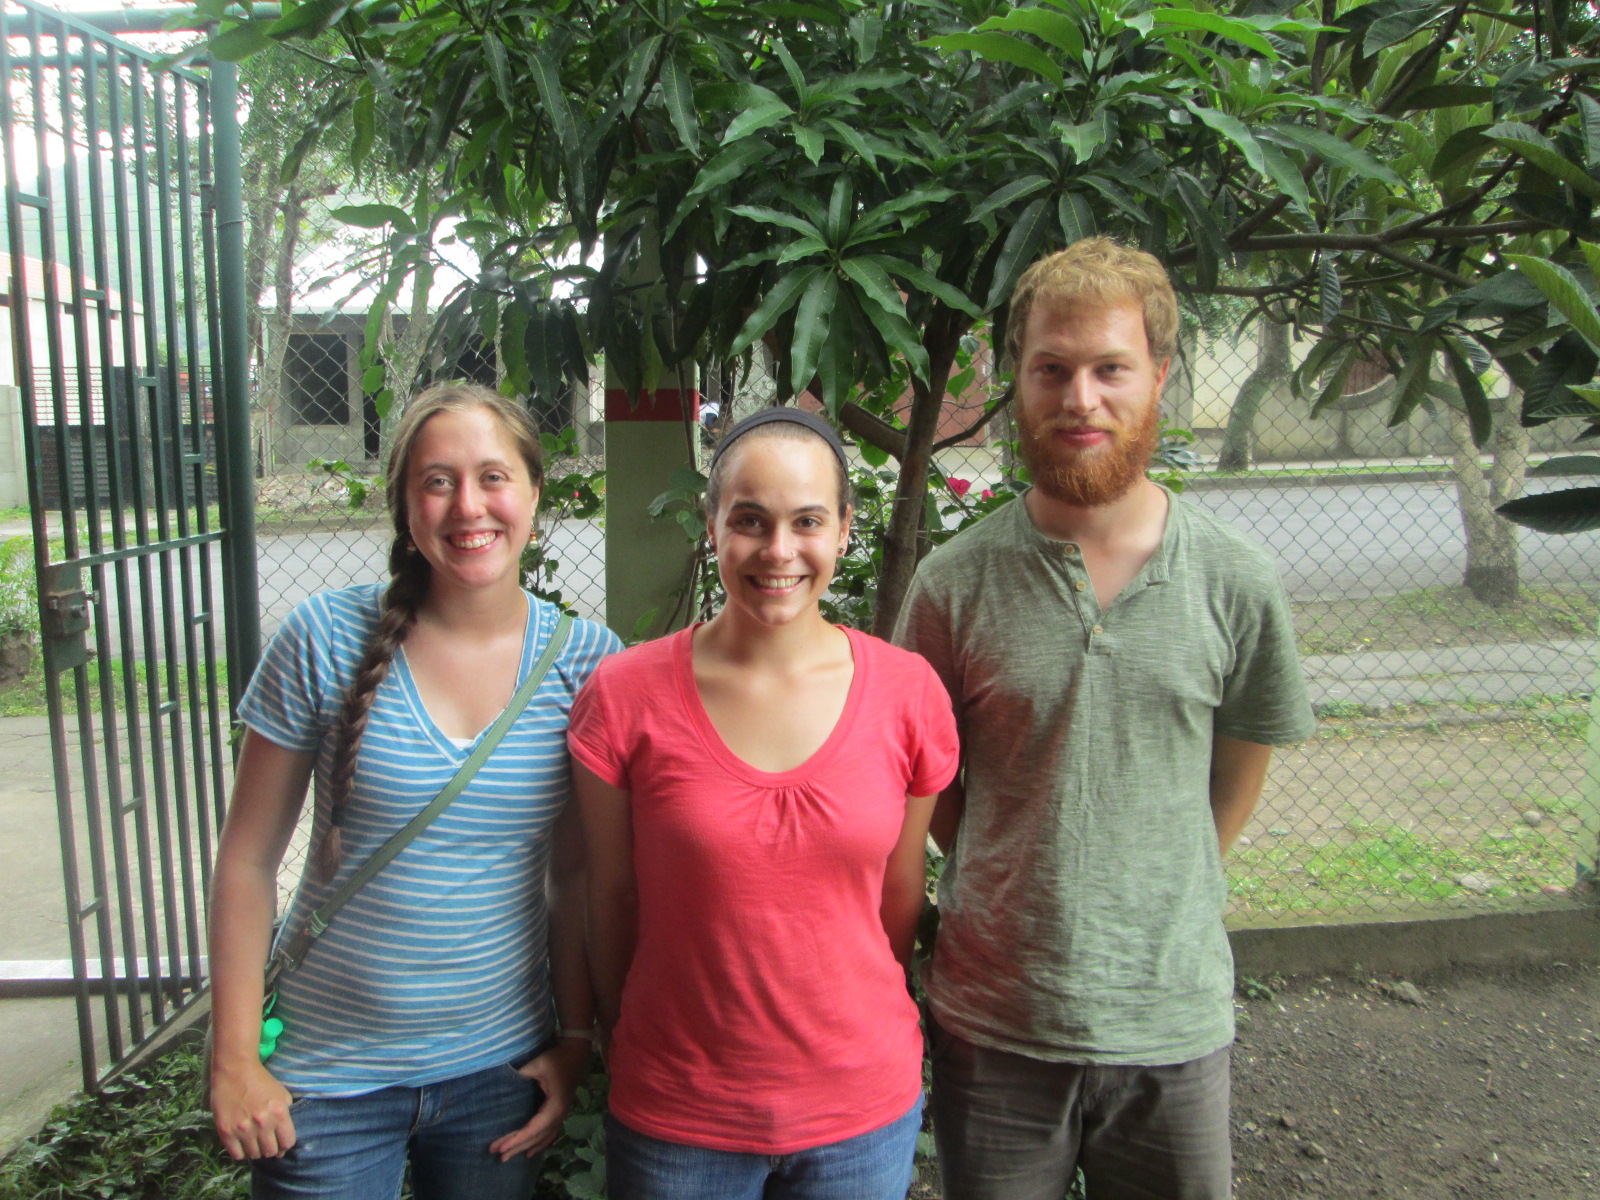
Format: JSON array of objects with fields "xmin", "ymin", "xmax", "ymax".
[
  {"xmin": 1218, "ymin": 320, "xmax": 1289, "ymax": 472},
  {"xmin": 1445, "ymin": 385, "xmax": 1527, "ymax": 608},
  {"xmin": 258, "ymin": 189, "xmax": 306, "ymax": 475},
  {"xmin": 871, "ymin": 312, "xmax": 962, "ymax": 638}
]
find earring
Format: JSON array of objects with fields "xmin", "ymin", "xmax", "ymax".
[
  {"xmin": 405, "ymin": 537, "xmax": 418, "ymax": 555},
  {"xmin": 528, "ymin": 526, "xmax": 539, "ymax": 545}
]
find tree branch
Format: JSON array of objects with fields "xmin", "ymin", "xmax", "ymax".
[
  {"xmin": 932, "ymin": 384, "xmax": 1013, "ymax": 452},
  {"xmin": 839, "ymin": 401, "xmax": 907, "ymax": 460}
]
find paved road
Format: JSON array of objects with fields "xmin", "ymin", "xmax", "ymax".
[
  {"xmin": 1180, "ymin": 478, "xmax": 1600, "ymax": 601},
  {"xmin": 28, "ymin": 476, "xmax": 1600, "ymax": 659}
]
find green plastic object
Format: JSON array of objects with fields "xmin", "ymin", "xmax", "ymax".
[{"xmin": 259, "ymin": 991, "xmax": 284, "ymax": 1060}]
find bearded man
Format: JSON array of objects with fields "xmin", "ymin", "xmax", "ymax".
[{"xmin": 894, "ymin": 238, "xmax": 1314, "ymax": 1200}]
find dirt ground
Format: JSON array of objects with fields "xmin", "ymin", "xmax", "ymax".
[{"xmin": 1231, "ymin": 962, "xmax": 1599, "ymax": 1199}]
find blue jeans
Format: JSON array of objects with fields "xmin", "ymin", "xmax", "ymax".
[
  {"xmin": 604, "ymin": 1096, "xmax": 924, "ymax": 1200},
  {"xmin": 251, "ymin": 1062, "xmax": 547, "ymax": 1200}
]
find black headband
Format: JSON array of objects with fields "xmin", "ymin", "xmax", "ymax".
[{"xmin": 707, "ymin": 407, "xmax": 850, "ymax": 477}]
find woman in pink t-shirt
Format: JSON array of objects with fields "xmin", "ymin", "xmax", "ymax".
[{"xmin": 569, "ymin": 408, "xmax": 959, "ymax": 1200}]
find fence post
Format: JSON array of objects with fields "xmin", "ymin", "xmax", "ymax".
[
  {"xmin": 208, "ymin": 57, "xmax": 260, "ymax": 710},
  {"xmin": 602, "ymin": 229, "xmax": 697, "ymax": 639}
]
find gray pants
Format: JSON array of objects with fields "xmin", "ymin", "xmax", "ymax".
[{"xmin": 928, "ymin": 1015, "xmax": 1232, "ymax": 1200}]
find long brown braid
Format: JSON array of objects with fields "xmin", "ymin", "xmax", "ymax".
[{"xmin": 315, "ymin": 382, "xmax": 545, "ymax": 880}]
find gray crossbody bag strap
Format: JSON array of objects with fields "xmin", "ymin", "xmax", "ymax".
[{"xmin": 269, "ymin": 612, "xmax": 574, "ymax": 982}]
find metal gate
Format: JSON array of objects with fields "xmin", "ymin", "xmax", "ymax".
[{"xmin": 1, "ymin": 2, "xmax": 253, "ymax": 1088}]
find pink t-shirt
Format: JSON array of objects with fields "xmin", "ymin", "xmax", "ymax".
[{"xmin": 568, "ymin": 625, "xmax": 959, "ymax": 1153}]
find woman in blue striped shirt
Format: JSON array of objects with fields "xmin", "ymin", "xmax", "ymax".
[{"xmin": 207, "ymin": 383, "xmax": 620, "ymax": 1199}]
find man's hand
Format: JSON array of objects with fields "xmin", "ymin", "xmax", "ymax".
[
  {"xmin": 212, "ymin": 1057, "xmax": 297, "ymax": 1161},
  {"xmin": 487, "ymin": 1038, "xmax": 591, "ymax": 1162}
]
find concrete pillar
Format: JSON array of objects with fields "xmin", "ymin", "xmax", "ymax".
[
  {"xmin": 603, "ymin": 384, "xmax": 698, "ymax": 640},
  {"xmin": 0, "ymin": 386, "xmax": 27, "ymax": 508}
]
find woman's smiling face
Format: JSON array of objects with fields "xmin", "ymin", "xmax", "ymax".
[
  {"xmin": 707, "ymin": 433, "xmax": 851, "ymax": 629},
  {"xmin": 404, "ymin": 405, "xmax": 540, "ymax": 601}
]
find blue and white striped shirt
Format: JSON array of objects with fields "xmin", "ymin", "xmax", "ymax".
[{"xmin": 238, "ymin": 583, "xmax": 621, "ymax": 1096}]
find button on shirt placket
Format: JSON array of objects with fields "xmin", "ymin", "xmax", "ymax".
[{"xmin": 1059, "ymin": 543, "xmax": 1113, "ymax": 655}]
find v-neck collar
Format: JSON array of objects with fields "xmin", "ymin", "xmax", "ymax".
[{"xmin": 392, "ymin": 591, "xmax": 539, "ymax": 760}]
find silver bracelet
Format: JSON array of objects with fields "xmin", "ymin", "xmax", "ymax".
[{"xmin": 558, "ymin": 1025, "xmax": 599, "ymax": 1043}]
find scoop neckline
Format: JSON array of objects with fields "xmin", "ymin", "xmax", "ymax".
[{"xmin": 674, "ymin": 623, "xmax": 866, "ymax": 786}]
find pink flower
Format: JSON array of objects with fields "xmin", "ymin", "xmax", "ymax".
[
  {"xmin": 980, "ymin": 488, "xmax": 995, "ymax": 500},
  {"xmin": 945, "ymin": 476, "xmax": 972, "ymax": 497}
]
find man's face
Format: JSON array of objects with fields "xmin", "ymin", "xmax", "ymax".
[{"xmin": 1015, "ymin": 298, "xmax": 1170, "ymax": 508}]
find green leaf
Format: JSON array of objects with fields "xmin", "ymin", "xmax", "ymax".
[
  {"xmin": 1496, "ymin": 488, "xmax": 1600, "ymax": 534},
  {"xmin": 985, "ymin": 197, "xmax": 1052, "ymax": 309},
  {"xmin": 529, "ymin": 49, "xmax": 578, "ymax": 152},
  {"xmin": 1529, "ymin": 455, "xmax": 1600, "ymax": 476},
  {"xmin": 777, "ymin": 236, "xmax": 829, "ymax": 265},
  {"xmin": 1387, "ymin": 338, "xmax": 1435, "ymax": 428},
  {"xmin": 825, "ymin": 176, "xmax": 853, "ymax": 244},
  {"xmin": 976, "ymin": 7, "xmax": 1085, "ymax": 58},
  {"xmin": 1149, "ymin": 10, "xmax": 1277, "ymax": 57},
  {"xmin": 790, "ymin": 271, "xmax": 837, "ymax": 393},
  {"xmin": 1185, "ymin": 104, "xmax": 1268, "ymax": 179},
  {"xmin": 920, "ymin": 32, "xmax": 1064, "ymax": 87},
  {"xmin": 729, "ymin": 266, "xmax": 821, "ymax": 357},
  {"xmin": 1580, "ymin": 94, "xmax": 1600, "ymax": 169},
  {"xmin": 661, "ymin": 53, "xmax": 700, "ymax": 157},
  {"xmin": 483, "ymin": 32, "xmax": 514, "ymax": 112},
  {"xmin": 331, "ymin": 203, "xmax": 415, "ymax": 233},
  {"xmin": 208, "ymin": 20, "xmax": 273, "ymax": 62},
  {"xmin": 815, "ymin": 307, "xmax": 855, "ymax": 414},
  {"xmin": 1441, "ymin": 338, "xmax": 1492, "ymax": 448},
  {"xmin": 351, "ymin": 88, "xmax": 375, "ymax": 168},
  {"xmin": 793, "ymin": 123, "xmax": 824, "ymax": 164},
  {"xmin": 862, "ymin": 255, "xmax": 981, "ymax": 317},
  {"xmin": 1363, "ymin": 4, "xmax": 1445, "ymax": 55},
  {"xmin": 1059, "ymin": 111, "xmax": 1109, "ymax": 165},
  {"xmin": 1504, "ymin": 254, "xmax": 1600, "ymax": 354},
  {"xmin": 1396, "ymin": 83, "xmax": 1494, "ymax": 111},
  {"xmin": 1261, "ymin": 123, "xmax": 1404, "ymax": 187},
  {"xmin": 840, "ymin": 257, "xmax": 909, "ymax": 327},
  {"xmin": 723, "ymin": 91, "xmax": 794, "ymax": 144},
  {"xmin": 728, "ymin": 205, "xmax": 820, "ymax": 239},
  {"xmin": 969, "ymin": 175, "xmax": 1051, "ymax": 226},
  {"xmin": 1258, "ymin": 143, "xmax": 1312, "ymax": 217},
  {"xmin": 1430, "ymin": 125, "xmax": 1492, "ymax": 179},
  {"xmin": 267, "ymin": 0, "xmax": 353, "ymax": 39},
  {"xmin": 669, "ymin": 139, "xmax": 774, "ymax": 236},
  {"xmin": 1486, "ymin": 122, "xmax": 1600, "ymax": 202},
  {"xmin": 1319, "ymin": 257, "xmax": 1342, "ymax": 326},
  {"xmin": 622, "ymin": 34, "xmax": 663, "ymax": 114},
  {"xmin": 1057, "ymin": 193, "xmax": 1094, "ymax": 245}
]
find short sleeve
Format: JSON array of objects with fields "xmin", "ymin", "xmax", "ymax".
[
  {"xmin": 1215, "ymin": 561, "xmax": 1316, "ymax": 747},
  {"xmin": 892, "ymin": 569, "xmax": 959, "ymax": 706},
  {"xmin": 567, "ymin": 659, "xmax": 630, "ymax": 789},
  {"xmin": 237, "ymin": 599, "xmax": 334, "ymax": 753},
  {"xmin": 907, "ymin": 659, "xmax": 961, "ymax": 797}
]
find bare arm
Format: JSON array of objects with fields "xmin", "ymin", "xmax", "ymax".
[
  {"xmin": 1210, "ymin": 735, "xmax": 1275, "ymax": 856},
  {"xmin": 572, "ymin": 761, "xmax": 636, "ymax": 1037},
  {"xmin": 208, "ymin": 731, "xmax": 315, "ymax": 1161},
  {"xmin": 489, "ymin": 804, "xmax": 595, "ymax": 1161},
  {"xmin": 881, "ymin": 794, "xmax": 939, "ymax": 971},
  {"xmin": 928, "ymin": 774, "xmax": 965, "ymax": 856}
]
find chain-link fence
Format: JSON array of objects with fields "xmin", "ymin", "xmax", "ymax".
[
  {"xmin": 916, "ymin": 324, "xmax": 1600, "ymax": 926},
  {"xmin": 249, "ymin": 226, "xmax": 1599, "ymax": 926}
]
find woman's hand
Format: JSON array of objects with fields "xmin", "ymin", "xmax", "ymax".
[
  {"xmin": 212, "ymin": 1057, "xmax": 297, "ymax": 1160},
  {"xmin": 487, "ymin": 1037, "xmax": 592, "ymax": 1161}
]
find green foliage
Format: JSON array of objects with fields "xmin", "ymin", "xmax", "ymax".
[
  {"xmin": 203, "ymin": 1, "xmax": 1600, "ymax": 623},
  {"xmin": 0, "ymin": 1038, "xmax": 244, "ymax": 1200},
  {"xmin": 0, "ymin": 535, "xmax": 38, "ymax": 637},
  {"xmin": 524, "ymin": 427, "xmax": 608, "ymax": 613}
]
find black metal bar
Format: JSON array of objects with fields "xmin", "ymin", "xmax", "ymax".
[{"xmin": 209, "ymin": 59, "xmax": 260, "ymax": 712}]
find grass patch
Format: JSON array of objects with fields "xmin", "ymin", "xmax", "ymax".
[
  {"xmin": 1228, "ymin": 824, "xmax": 1582, "ymax": 912},
  {"xmin": 0, "ymin": 658, "xmax": 228, "ymax": 719},
  {"xmin": 1294, "ymin": 585, "xmax": 1598, "ymax": 655},
  {"xmin": 0, "ymin": 1038, "xmax": 243, "ymax": 1200}
]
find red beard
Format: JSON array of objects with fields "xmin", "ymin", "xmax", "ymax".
[{"xmin": 1017, "ymin": 394, "xmax": 1162, "ymax": 508}]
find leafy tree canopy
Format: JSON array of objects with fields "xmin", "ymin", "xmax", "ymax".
[{"xmin": 194, "ymin": 0, "xmax": 1600, "ymax": 628}]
